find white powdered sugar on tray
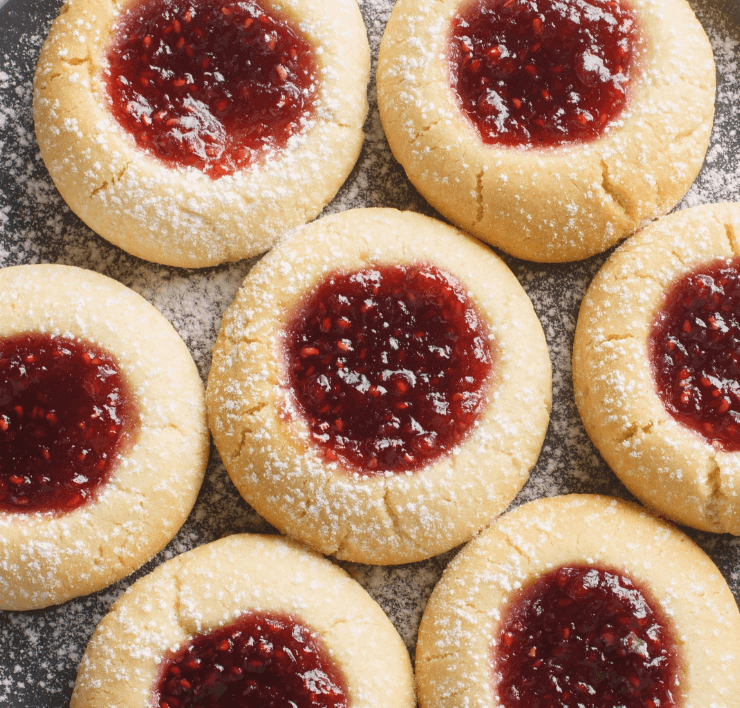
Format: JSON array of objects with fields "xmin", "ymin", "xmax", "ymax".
[{"xmin": 0, "ymin": 0, "xmax": 739, "ymax": 704}]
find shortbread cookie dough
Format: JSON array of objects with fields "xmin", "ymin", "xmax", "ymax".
[
  {"xmin": 377, "ymin": 0, "xmax": 715, "ymax": 263},
  {"xmin": 0, "ymin": 265, "xmax": 208, "ymax": 610},
  {"xmin": 71, "ymin": 534, "xmax": 416, "ymax": 708},
  {"xmin": 34, "ymin": 0, "xmax": 369, "ymax": 268},
  {"xmin": 574, "ymin": 203, "xmax": 740, "ymax": 534},
  {"xmin": 207, "ymin": 208, "xmax": 551, "ymax": 565},
  {"xmin": 416, "ymin": 495, "xmax": 740, "ymax": 708}
]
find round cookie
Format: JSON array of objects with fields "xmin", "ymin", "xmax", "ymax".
[
  {"xmin": 0, "ymin": 264, "xmax": 208, "ymax": 610},
  {"xmin": 206, "ymin": 207, "xmax": 552, "ymax": 565},
  {"xmin": 71, "ymin": 534, "xmax": 416, "ymax": 708},
  {"xmin": 573, "ymin": 203, "xmax": 740, "ymax": 534},
  {"xmin": 416, "ymin": 494, "xmax": 740, "ymax": 708},
  {"xmin": 33, "ymin": 0, "xmax": 370, "ymax": 268},
  {"xmin": 377, "ymin": 0, "xmax": 715, "ymax": 263}
]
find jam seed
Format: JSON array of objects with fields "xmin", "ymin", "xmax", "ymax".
[
  {"xmin": 172, "ymin": 19, "xmax": 181, "ymax": 32},
  {"xmin": 395, "ymin": 379, "xmax": 409, "ymax": 394},
  {"xmin": 143, "ymin": 35, "xmax": 152, "ymax": 47}
]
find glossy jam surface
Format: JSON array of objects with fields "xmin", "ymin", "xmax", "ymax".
[
  {"xmin": 650, "ymin": 258, "xmax": 740, "ymax": 451},
  {"xmin": 155, "ymin": 612, "xmax": 348, "ymax": 708},
  {"xmin": 448, "ymin": 0, "xmax": 641, "ymax": 147},
  {"xmin": 285, "ymin": 264, "xmax": 494, "ymax": 475},
  {"xmin": 495, "ymin": 565, "xmax": 681, "ymax": 708},
  {"xmin": 0, "ymin": 333, "xmax": 136, "ymax": 514},
  {"xmin": 106, "ymin": 0, "xmax": 318, "ymax": 177}
]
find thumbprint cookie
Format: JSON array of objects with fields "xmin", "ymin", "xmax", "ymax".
[
  {"xmin": 416, "ymin": 495, "xmax": 740, "ymax": 708},
  {"xmin": 71, "ymin": 534, "xmax": 416, "ymax": 708},
  {"xmin": 378, "ymin": 0, "xmax": 715, "ymax": 262},
  {"xmin": 34, "ymin": 0, "xmax": 370, "ymax": 267},
  {"xmin": 207, "ymin": 208, "xmax": 551, "ymax": 565},
  {"xmin": 574, "ymin": 203, "xmax": 740, "ymax": 534},
  {"xmin": 0, "ymin": 264, "xmax": 208, "ymax": 610}
]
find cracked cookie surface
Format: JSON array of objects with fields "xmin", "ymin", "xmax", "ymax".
[
  {"xmin": 573, "ymin": 203, "xmax": 740, "ymax": 534},
  {"xmin": 206, "ymin": 208, "xmax": 551, "ymax": 565},
  {"xmin": 377, "ymin": 0, "xmax": 715, "ymax": 263},
  {"xmin": 416, "ymin": 495, "xmax": 740, "ymax": 708},
  {"xmin": 33, "ymin": 0, "xmax": 369, "ymax": 268},
  {"xmin": 71, "ymin": 534, "xmax": 416, "ymax": 708},
  {"xmin": 0, "ymin": 265, "xmax": 208, "ymax": 610}
]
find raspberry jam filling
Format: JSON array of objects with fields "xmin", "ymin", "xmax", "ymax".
[
  {"xmin": 448, "ymin": 0, "xmax": 641, "ymax": 147},
  {"xmin": 155, "ymin": 612, "xmax": 348, "ymax": 708},
  {"xmin": 0, "ymin": 333, "xmax": 136, "ymax": 514},
  {"xmin": 105, "ymin": 0, "xmax": 318, "ymax": 178},
  {"xmin": 650, "ymin": 258, "xmax": 740, "ymax": 451},
  {"xmin": 285, "ymin": 264, "xmax": 494, "ymax": 475},
  {"xmin": 495, "ymin": 565, "xmax": 682, "ymax": 708}
]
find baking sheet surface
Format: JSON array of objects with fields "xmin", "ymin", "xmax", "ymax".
[{"xmin": 0, "ymin": 0, "xmax": 739, "ymax": 704}]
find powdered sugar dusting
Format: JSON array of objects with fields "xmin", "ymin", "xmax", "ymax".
[{"xmin": 0, "ymin": 0, "xmax": 739, "ymax": 704}]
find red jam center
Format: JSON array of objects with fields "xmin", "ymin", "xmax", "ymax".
[
  {"xmin": 285, "ymin": 264, "xmax": 494, "ymax": 475},
  {"xmin": 155, "ymin": 612, "xmax": 348, "ymax": 708},
  {"xmin": 0, "ymin": 333, "xmax": 136, "ymax": 514},
  {"xmin": 106, "ymin": 0, "xmax": 318, "ymax": 178},
  {"xmin": 495, "ymin": 565, "xmax": 681, "ymax": 708},
  {"xmin": 650, "ymin": 258, "xmax": 740, "ymax": 451},
  {"xmin": 448, "ymin": 0, "xmax": 641, "ymax": 147}
]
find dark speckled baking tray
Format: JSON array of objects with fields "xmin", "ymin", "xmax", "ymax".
[{"xmin": 0, "ymin": 0, "xmax": 739, "ymax": 705}]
